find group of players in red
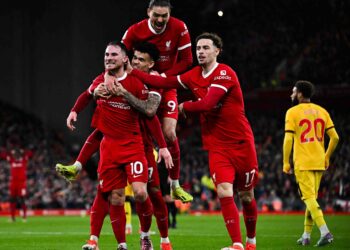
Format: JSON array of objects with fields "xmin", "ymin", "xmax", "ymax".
[{"xmin": 53, "ymin": 0, "xmax": 259, "ymax": 250}]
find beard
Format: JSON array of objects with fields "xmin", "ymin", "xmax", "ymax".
[{"xmin": 291, "ymin": 98, "xmax": 299, "ymax": 106}]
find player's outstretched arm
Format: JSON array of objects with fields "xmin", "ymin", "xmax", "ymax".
[{"xmin": 131, "ymin": 69, "xmax": 180, "ymax": 89}]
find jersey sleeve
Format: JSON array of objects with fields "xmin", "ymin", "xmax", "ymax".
[
  {"xmin": 210, "ymin": 66, "xmax": 237, "ymax": 92},
  {"xmin": 324, "ymin": 110, "xmax": 335, "ymax": 131},
  {"xmin": 121, "ymin": 25, "xmax": 136, "ymax": 51},
  {"xmin": 177, "ymin": 22, "xmax": 192, "ymax": 51},
  {"xmin": 88, "ymin": 73, "xmax": 105, "ymax": 95},
  {"xmin": 284, "ymin": 109, "xmax": 295, "ymax": 133}
]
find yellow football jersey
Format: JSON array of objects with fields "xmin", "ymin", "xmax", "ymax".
[{"xmin": 285, "ymin": 103, "xmax": 334, "ymax": 170}]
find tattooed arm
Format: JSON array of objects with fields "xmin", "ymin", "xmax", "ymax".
[{"xmin": 112, "ymin": 82, "xmax": 161, "ymax": 117}]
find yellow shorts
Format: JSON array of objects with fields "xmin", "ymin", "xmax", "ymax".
[
  {"xmin": 294, "ymin": 169, "xmax": 323, "ymax": 200},
  {"xmin": 125, "ymin": 182, "xmax": 134, "ymax": 197}
]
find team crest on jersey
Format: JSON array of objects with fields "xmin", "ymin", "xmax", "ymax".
[
  {"xmin": 166, "ymin": 40, "xmax": 171, "ymax": 50},
  {"xmin": 220, "ymin": 70, "xmax": 227, "ymax": 75}
]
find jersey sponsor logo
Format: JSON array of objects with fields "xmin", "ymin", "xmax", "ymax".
[
  {"xmin": 220, "ymin": 70, "xmax": 226, "ymax": 75},
  {"xmin": 214, "ymin": 75, "xmax": 232, "ymax": 81},
  {"xmin": 159, "ymin": 55, "xmax": 170, "ymax": 62},
  {"xmin": 108, "ymin": 101, "xmax": 131, "ymax": 110}
]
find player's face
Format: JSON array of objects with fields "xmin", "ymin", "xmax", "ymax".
[
  {"xmin": 132, "ymin": 50, "xmax": 154, "ymax": 73},
  {"xmin": 196, "ymin": 39, "xmax": 220, "ymax": 66},
  {"xmin": 104, "ymin": 45, "xmax": 127, "ymax": 71},
  {"xmin": 148, "ymin": 6, "xmax": 170, "ymax": 33},
  {"xmin": 291, "ymin": 86, "xmax": 299, "ymax": 106}
]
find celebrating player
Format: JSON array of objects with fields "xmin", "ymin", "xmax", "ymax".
[
  {"xmin": 283, "ymin": 80, "xmax": 339, "ymax": 247},
  {"xmin": 128, "ymin": 32, "xmax": 259, "ymax": 250},
  {"xmin": 108, "ymin": 0, "xmax": 194, "ymax": 203}
]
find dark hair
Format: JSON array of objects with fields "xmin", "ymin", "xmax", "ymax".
[
  {"xmin": 196, "ymin": 32, "xmax": 223, "ymax": 52},
  {"xmin": 149, "ymin": 0, "xmax": 172, "ymax": 9},
  {"xmin": 134, "ymin": 42, "xmax": 160, "ymax": 62},
  {"xmin": 107, "ymin": 41, "xmax": 128, "ymax": 55},
  {"xmin": 295, "ymin": 80, "xmax": 315, "ymax": 98}
]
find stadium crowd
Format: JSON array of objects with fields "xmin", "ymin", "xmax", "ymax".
[{"xmin": 1, "ymin": 101, "xmax": 349, "ymax": 212}]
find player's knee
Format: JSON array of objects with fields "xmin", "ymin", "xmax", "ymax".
[
  {"xmin": 109, "ymin": 190, "xmax": 125, "ymax": 206},
  {"xmin": 133, "ymin": 189, "xmax": 147, "ymax": 202},
  {"xmin": 239, "ymin": 190, "xmax": 254, "ymax": 204},
  {"xmin": 240, "ymin": 194, "xmax": 253, "ymax": 204}
]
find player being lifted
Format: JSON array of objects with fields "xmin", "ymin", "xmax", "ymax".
[
  {"xmin": 283, "ymin": 80, "xmax": 339, "ymax": 247},
  {"xmin": 106, "ymin": 0, "xmax": 194, "ymax": 203},
  {"xmin": 124, "ymin": 32, "xmax": 259, "ymax": 250}
]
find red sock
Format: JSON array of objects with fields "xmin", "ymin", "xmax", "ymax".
[
  {"xmin": 242, "ymin": 199, "xmax": 257, "ymax": 238},
  {"xmin": 109, "ymin": 203, "xmax": 126, "ymax": 244},
  {"xmin": 219, "ymin": 197, "xmax": 242, "ymax": 244},
  {"xmin": 20, "ymin": 198, "xmax": 27, "ymax": 219},
  {"xmin": 167, "ymin": 138, "xmax": 180, "ymax": 180},
  {"xmin": 90, "ymin": 187, "xmax": 109, "ymax": 237},
  {"xmin": 10, "ymin": 201, "xmax": 16, "ymax": 220},
  {"xmin": 136, "ymin": 196, "xmax": 153, "ymax": 233},
  {"xmin": 149, "ymin": 190, "xmax": 168, "ymax": 238},
  {"xmin": 77, "ymin": 129, "xmax": 103, "ymax": 166}
]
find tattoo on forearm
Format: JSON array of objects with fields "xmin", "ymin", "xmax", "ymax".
[{"xmin": 123, "ymin": 92, "xmax": 161, "ymax": 116}]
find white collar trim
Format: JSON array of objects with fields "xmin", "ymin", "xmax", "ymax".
[{"xmin": 202, "ymin": 62, "xmax": 219, "ymax": 78}]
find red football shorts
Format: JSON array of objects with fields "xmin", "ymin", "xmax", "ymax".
[
  {"xmin": 158, "ymin": 89, "xmax": 178, "ymax": 120},
  {"xmin": 98, "ymin": 136, "xmax": 148, "ymax": 193},
  {"xmin": 9, "ymin": 181, "xmax": 26, "ymax": 197},
  {"xmin": 208, "ymin": 140, "xmax": 259, "ymax": 190}
]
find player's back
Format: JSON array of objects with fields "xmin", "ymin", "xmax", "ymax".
[{"xmin": 285, "ymin": 103, "xmax": 334, "ymax": 170}]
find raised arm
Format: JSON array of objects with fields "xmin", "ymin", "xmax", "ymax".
[{"xmin": 67, "ymin": 91, "xmax": 93, "ymax": 130}]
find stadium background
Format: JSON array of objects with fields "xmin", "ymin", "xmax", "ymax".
[{"xmin": 1, "ymin": 0, "xmax": 349, "ymax": 214}]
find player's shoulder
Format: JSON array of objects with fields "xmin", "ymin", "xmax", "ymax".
[
  {"xmin": 168, "ymin": 17, "xmax": 188, "ymax": 30},
  {"xmin": 212, "ymin": 63, "xmax": 237, "ymax": 80},
  {"xmin": 93, "ymin": 72, "xmax": 105, "ymax": 82},
  {"xmin": 310, "ymin": 103, "xmax": 328, "ymax": 114}
]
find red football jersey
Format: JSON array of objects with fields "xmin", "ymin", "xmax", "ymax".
[
  {"xmin": 88, "ymin": 72, "xmax": 148, "ymax": 151},
  {"xmin": 178, "ymin": 63, "xmax": 255, "ymax": 150},
  {"xmin": 0, "ymin": 150, "xmax": 32, "ymax": 182},
  {"xmin": 122, "ymin": 17, "xmax": 191, "ymax": 74}
]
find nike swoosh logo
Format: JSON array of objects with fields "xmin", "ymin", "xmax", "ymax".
[
  {"xmin": 167, "ymin": 111, "xmax": 176, "ymax": 114},
  {"xmin": 133, "ymin": 175, "xmax": 142, "ymax": 178}
]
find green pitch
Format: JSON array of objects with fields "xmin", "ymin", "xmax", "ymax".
[{"xmin": 0, "ymin": 214, "xmax": 349, "ymax": 249}]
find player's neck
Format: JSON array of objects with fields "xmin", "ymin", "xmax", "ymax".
[
  {"xmin": 110, "ymin": 68, "xmax": 125, "ymax": 78},
  {"xmin": 202, "ymin": 60, "xmax": 217, "ymax": 75},
  {"xmin": 299, "ymin": 98, "xmax": 311, "ymax": 104}
]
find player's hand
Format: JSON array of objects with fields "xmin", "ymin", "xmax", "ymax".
[
  {"xmin": 104, "ymin": 71, "xmax": 116, "ymax": 93},
  {"xmin": 150, "ymin": 70, "xmax": 160, "ymax": 76},
  {"xmin": 283, "ymin": 163, "xmax": 292, "ymax": 174},
  {"xmin": 325, "ymin": 158, "xmax": 330, "ymax": 170},
  {"xmin": 94, "ymin": 83, "xmax": 111, "ymax": 99},
  {"xmin": 158, "ymin": 147, "xmax": 174, "ymax": 169},
  {"xmin": 109, "ymin": 81, "xmax": 126, "ymax": 96},
  {"xmin": 178, "ymin": 103, "xmax": 186, "ymax": 118},
  {"xmin": 66, "ymin": 111, "xmax": 77, "ymax": 131}
]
